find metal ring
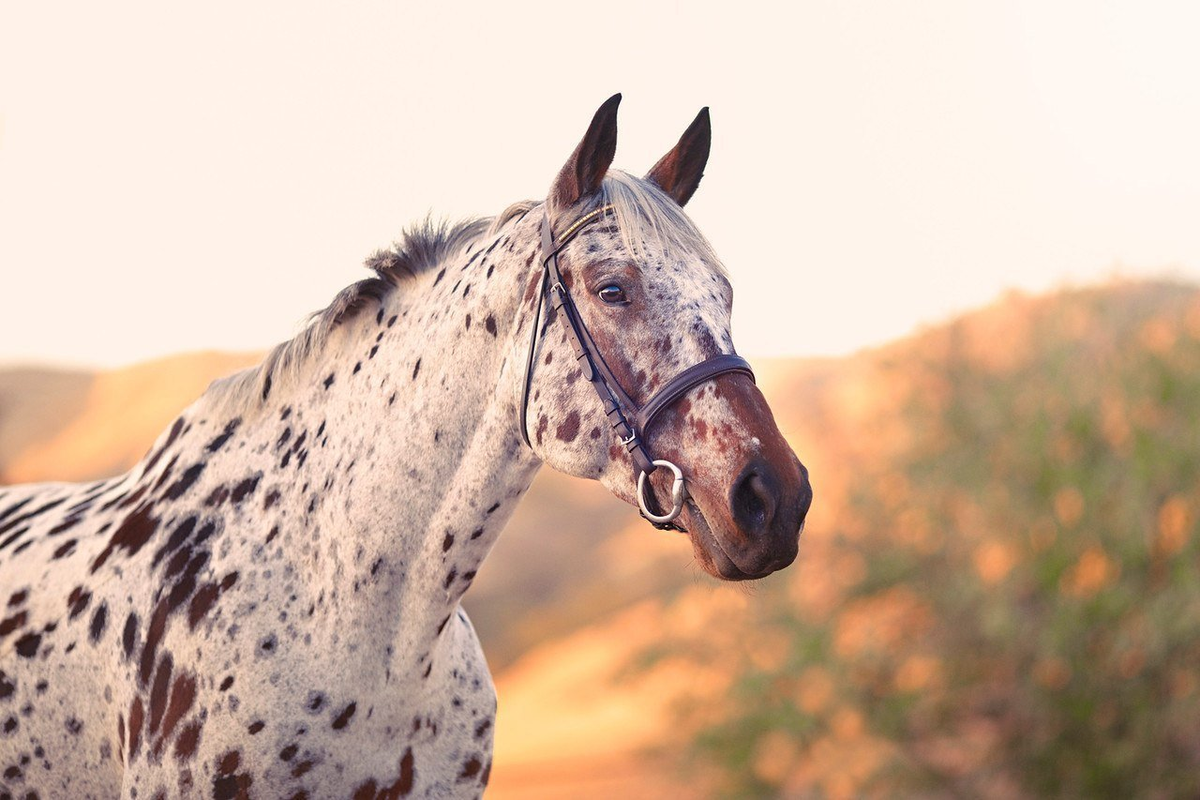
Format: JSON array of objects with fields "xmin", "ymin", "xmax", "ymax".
[{"xmin": 637, "ymin": 460, "xmax": 687, "ymax": 525}]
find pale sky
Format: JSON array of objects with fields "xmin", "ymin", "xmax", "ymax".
[{"xmin": 1, "ymin": 0, "xmax": 1197, "ymax": 369}]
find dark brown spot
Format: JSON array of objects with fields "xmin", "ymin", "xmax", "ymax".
[
  {"xmin": 89, "ymin": 602, "xmax": 108, "ymax": 643},
  {"xmin": 441, "ymin": 533, "xmax": 454, "ymax": 552},
  {"xmin": 123, "ymin": 612, "xmax": 138, "ymax": 659},
  {"xmin": 152, "ymin": 516, "xmax": 198, "ymax": 568},
  {"xmin": 161, "ymin": 672, "xmax": 197, "ymax": 748},
  {"xmin": 140, "ymin": 598, "xmax": 170, "ymax": 686},
  {"xmin": 0, "ymin": 610, "xmax": 28, "ymax": 640},
  {"xmin": 218, "ymin": 750, "xmax": 240, "ymax": 775},
  {"xmin": 230, "ymin": 475, "xmax": 261, "ymax": 504},
  {"xmin": 92, "ymin": 502, "xmax": 161, "ymax": 573},
  {"xmin": 485, "ymin": 315, "xmax": 497, "ymax": 336},
  {"xmin": 212, "ymin": 771, "xmax": 252, "ymax": 800},
  {"xmin": 459, "ymin": 757, "xmax": 482, "ymax": 781},
  {"xmin": 164, "ymin": 462, "xmax": 206, "ymax": 501},
  {"xmin": 395, "ymin": 747, "xmax": 416, "ymax": 795},
  {"xmin": 47, "ymin": 515, "xmax": 83, "ymax": 537},
  {"xmin": 129, "ymin": 697, "xmax": 145, "ymax": 760},
  {"xmin": 148, "ymin": 652, "xmax": 173, "ymax": 735},
  {"xmin": 174, "ymin": 719, "xmax": 202, "ymax": 760},
  {"xmin": 204, "ymin": 485, "xmax": 230, "ymax": 507},
  {"xmin": 555, "ymin": 410, "xmax": 581, "ymax": 443},
  {"xmin": 0, "ymin": 497, "xmax": 66, "ymax": 536},
  {"xmin": 332, "ymin": 702, "xmax": 356, "ymax": 730},
  {"xmin": 188, "ymin": 583, "xmax": 220, "ymax": 629},
  {"xmin": 67, "ymin": 588, "xmax": 93, "ymax": 622},
  {"xmin": 14, "ymin": 631, "xmax": 40, "ymax": 658},
  {"xmin": 0, "ymin": 498, "xmax": 34, "ymax": 527},
  {"xmin": 206, "ymin": 419, "xmax": 241, "ymax": 453}
]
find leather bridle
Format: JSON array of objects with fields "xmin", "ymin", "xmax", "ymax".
[{"xmin": 519, "ymin": 204, "xmax": 755, "ymax": 531}]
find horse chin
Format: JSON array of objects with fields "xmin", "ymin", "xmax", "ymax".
[{"xmin": 681, "ymin": 500, "xmax": 774, "ymax": 582}]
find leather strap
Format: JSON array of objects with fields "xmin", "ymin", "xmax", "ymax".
[
  {"xmin": 536, "ymin": 213, "xmax": 656, "ymax": 474},
  {"xmin": 634, "ymin": 354, "xmax": 755, "ymax": 432}
]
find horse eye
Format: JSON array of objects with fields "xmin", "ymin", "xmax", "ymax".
[{"xmin": 598, "ymin": 284, "xmax": 627, "ymax": 304}]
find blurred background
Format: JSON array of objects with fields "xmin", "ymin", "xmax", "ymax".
[{"xmin": 2, "ymin": 1, "xmax": 1199, "ymax": 797}]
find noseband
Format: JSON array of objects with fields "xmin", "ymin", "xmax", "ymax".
[{"xmin": 519, "ymin": 205, "xmax": 755, "ymax": 531}]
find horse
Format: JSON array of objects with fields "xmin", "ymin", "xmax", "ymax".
[{"xmin": 0, "ymin": 94, "xmax": 812, "ymax": 799}]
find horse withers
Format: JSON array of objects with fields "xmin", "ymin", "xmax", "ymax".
[{"xmin": 0, "ymin": 94, "xmax": 811, "ymax": 798}]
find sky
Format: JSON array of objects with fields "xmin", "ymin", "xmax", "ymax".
[{"xmin": 1, "ymin": 0, "xmax": 1197, "ymax": 369}]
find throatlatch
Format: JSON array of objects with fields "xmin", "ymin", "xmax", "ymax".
[{"xmin": 520, "ymin": 205, "xmax": 755, "ymax": 531}]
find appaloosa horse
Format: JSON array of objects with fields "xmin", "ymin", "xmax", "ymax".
[{"xmin": 0, "ymin": 94, "xmax": 811, "ymax": 798}]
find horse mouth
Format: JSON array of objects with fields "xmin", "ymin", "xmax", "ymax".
[{"xmin": 683, "ymin": 499, "xmax": 774, "ymax": 582}]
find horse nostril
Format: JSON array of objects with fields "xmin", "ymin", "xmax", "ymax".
[{"xmin": 732, "ymin": 467, "xmax": 775, "ymax": 534}]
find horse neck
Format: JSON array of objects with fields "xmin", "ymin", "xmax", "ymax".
[{"xmin": 251, "ymin": 214, "xmax": 545, "ymax": 656}]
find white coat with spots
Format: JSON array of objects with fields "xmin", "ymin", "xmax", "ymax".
[{"xmin": 0, "ymin": 95, "xmax": 811, "ymax": 799}]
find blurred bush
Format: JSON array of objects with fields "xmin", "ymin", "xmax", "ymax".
[{"xmin": 654, "ymin": 282, "xmax": 1200, "ymax": 798}]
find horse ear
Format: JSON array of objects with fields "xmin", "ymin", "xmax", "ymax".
[
  {"xmin": 645, "ymin": 107, "xmax": 711, "ymax": 207},
  {"xmin": 548, "ymin": 93, "xmax": 621, "ymax": 216}
]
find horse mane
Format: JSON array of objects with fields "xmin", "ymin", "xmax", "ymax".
[
  {"xmin": 207, "ymin": 215, "xmax": 494, "ymax": 414},
  {"xmin": 202, "ymin": 172, "xmax": 714, "ymax": 417}
]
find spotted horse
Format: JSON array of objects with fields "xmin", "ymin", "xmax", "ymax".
[{"xmin": 0, "ymin": 94, "xmax": 812, "ymax": 798}]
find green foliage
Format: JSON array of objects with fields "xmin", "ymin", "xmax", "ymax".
[{"xmin": 678, "ymin": 283, "xmax": 1200, "ymax": 798}]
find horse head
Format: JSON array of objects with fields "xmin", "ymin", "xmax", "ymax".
[{"xmin": 519, "ymin": 94, "xmax": 813, "ymax": 581}]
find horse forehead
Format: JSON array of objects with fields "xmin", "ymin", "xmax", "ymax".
[
  {"xmin": 648, "ymin": 255, "xmax": 731, "ymax": 329},
  {"xmin": 583, "ymin": 229, "xmax": 728, "ymax": 310}
]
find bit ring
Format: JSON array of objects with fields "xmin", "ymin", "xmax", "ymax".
[{"xmin": 637, "ymin": 460, "xmax": 687, "ymax": 525}]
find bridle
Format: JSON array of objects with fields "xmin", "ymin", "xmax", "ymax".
[{"xmin": 519, "ymin": 204, "xmax": 755, "ymax": 531}]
